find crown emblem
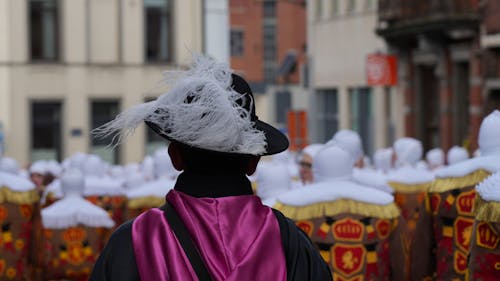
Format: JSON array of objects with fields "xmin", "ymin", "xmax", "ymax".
[
  {"xmin": 476, "ymin": 222, "xmax": 499, "ymax": 250},
  {"xmin": 456, "ymin": 190, "xmax": 476, "ymax": 215},
  {"xmin": 62, "ymin": 228, "xmax": 86, "ymax": 243},
  {"xmin": 332, "ymin": 219, "xmax": 364, "ymax": 242}
]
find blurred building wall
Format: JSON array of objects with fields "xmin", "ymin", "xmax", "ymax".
[
  {"xmin": 376, "ymin": 0, "xmax": 482, "ymax": 153},
  {"xmin": 307, "ymin": 0, "xmax": 401, "ymax": 156},
  {"xmin": 204, "ymin": 0, "xmax": 229, "ymax": 63},
  {"xmin": 0, "ymin": 0, "xmax": 203, "ymax": 165}
]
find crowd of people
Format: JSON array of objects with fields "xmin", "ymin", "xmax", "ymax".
[{"xmin": 1, "ymin": 55, "xmax": 500, "ymax": 281}]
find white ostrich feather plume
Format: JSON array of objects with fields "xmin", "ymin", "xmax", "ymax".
[{"xmin": 93, "ymin": 55, "xmax": 266, "ymax": 155}]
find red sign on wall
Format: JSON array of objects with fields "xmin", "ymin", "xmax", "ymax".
[
  {"xmin": 287, "ymin": 110, "xmax": 308, "ymax": 151},
  {"xmin": 366, "ymin": 54, "xmax": 398, "ymax": 86}
]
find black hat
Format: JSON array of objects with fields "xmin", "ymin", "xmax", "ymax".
[
  {"xmin": 94, "ymin": 56, "xmax": 289, "ymax": 156},
  {"xmin": 146, "ymin": 73, "xmax": 289, "ymax": 156}
]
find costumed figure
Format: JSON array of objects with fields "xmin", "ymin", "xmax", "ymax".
[
  {"xmin": 386, "ymin": 137, "xmax": 434, "ymax": 279},
  {"xmin": 467, "ymin": 172, "xmax": 500, "ymax": 280},
  {"xmin": 275, "ymin": 145, "xmax": 405, "ymax": 280},
  {"xmin": 90, "ymin": 55, "xmax": 331, "ymax": 281},
  {"xmin": 426, "ymin": 148, "xmax": 445, "ymax": 172},
  {"xmin": 298, "ymin": 144, "xmax": 324, "ymax": 186},
  {"xmin": 255, "ymin": 158, "xmax": 292, "ymax": 207},
  {"xmin": 447, "ymin": 146, "xmax": 469, "ymax": 166},
  {"xmin": 328, "ymin": 129, "xmax": 365, "ymax": 168},
  {"xmin": 82, "ymin": 155, "xmax": 127, "ymax": 229},
  {"xmin": 411, "ymin": 110, "xmax": 500, "ymax": 281},
  {"xmin": 41, "ymin": 169, "xmax": 114, "ymax": 281},
  {"xmin": 0, "ymin": 157, "xmax": 39, "ymax": 281}
]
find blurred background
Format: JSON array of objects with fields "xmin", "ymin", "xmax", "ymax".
[{"xmin": 0, "ymin": 0, "xmax": 498, "ymax": 166}]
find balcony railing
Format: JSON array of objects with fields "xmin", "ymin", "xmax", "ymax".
[{"xmin": 379, "ymin": 0, "xmax": 479, "ymax": 24}]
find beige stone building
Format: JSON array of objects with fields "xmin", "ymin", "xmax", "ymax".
[
  {"xmin": 307, "ymin": 0, "xmax": 404, "ymax": 156},
  {"xmin": 0, "ymin": 0, "xmax": 203, "ymax": 165}
]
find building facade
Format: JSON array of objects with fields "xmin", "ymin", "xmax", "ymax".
[
  {"xmin": 376, "ymin": 0, "xmax": 482, "ymax": 152},
  {"xmin": 229, "ymin": 0, "xmax": 308, "ymax": 146},
  {"xmin": 0, "ymin": 0, "xmax": 204, "ymax": 165},
  {"xmin": 307, "ymin": 0, "xmax": 400, "ymax": 156}
]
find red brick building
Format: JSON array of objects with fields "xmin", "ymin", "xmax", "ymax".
[{"xmin": 229, "ymin": 0, "xmax": 306, "ymax": 91}]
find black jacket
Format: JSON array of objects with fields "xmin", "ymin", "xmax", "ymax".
[{"xmin": 90, "ymin": 171, "xmax": 332, "ymax": 281}]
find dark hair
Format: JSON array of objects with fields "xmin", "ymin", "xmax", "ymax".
[{"xmin": 177, "ymin": 143, "xmax": 253, "ymax": 174}]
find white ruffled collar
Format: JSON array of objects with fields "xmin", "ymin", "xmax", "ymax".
[
  {"xmin": 41, "ymin": 195, "xmax": 115, "ymax": 229},
  {"xmin": 126, "ymin": 178, "xmax": 175, "ymax": 199},
  {"xmin": 476, "ymin": 172, "xmax": 500, "ymax": 202},
  {"xmin": 276, "ymin": 179, "xmax": 394, "ymax": 207},
  {"xmin": 83, "ymin": 176, "xmax": 126, "ymax": 196},
  {"xmin": 0, "ymin": 171, "xmax": 35, "ymax": 192},
  {"xmin": 352, "ymin": 168, "xmax": 394, "ymax": 193},
  {"xmin": 387, "ymin": 166, "xmax": 434, "ymax": 184},
  {"xmin": 436, "ymin": 155, "xmax": 500, "ymax": 178}
]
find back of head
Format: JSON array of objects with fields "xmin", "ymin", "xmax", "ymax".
[
  {"xmin": 373, "ymin": 148, "xmax": 393, "ymax": 172},
  {"xmin": 393, "ymin": 137, "xmax": 423, "ymax": 167},
  {"xmin": 330, "ymin": 130, "xmax": 363, "ymax": 160},
  {"xmin": 447, "ymin": 146, "xmax": 469, "ymax": 165},
  {"xmin": 478, "ymin": 110, "xmax": 500, "ymax": 156},
  {"xmin": 69, "ymin": 152, "xmax": 88, "ymax": 170},
  {"xmin": 46, "ymin": 160, "xmax": 62, "ymax": 178},
  {"xmin": 301, "ymin": 143, "xmax": 324, "ymax": 160},
  {"xmin": 426, "ymin": 148, "xmax": 445, "ymax": 168},
  {"xmin": 0, "ymin": 157, "xmax": 19, "ymax": 174},
  {"xmin": 313, "ymin": 145, "xmax": 354, "ymax": 182},
  {"xmin": 256, "ymin": 162, "xmax": 291, "ymax": 199},
  {"xmin": 83, "ymin": 155, "xmax": 105, "ymax": 177},
  {"xmin": 30, "ymin": 160, "xmax": 47, "ymax": 175},
  {"xmin": 61, "ymin": 169, "xmax": 85, "ymax": 197}
]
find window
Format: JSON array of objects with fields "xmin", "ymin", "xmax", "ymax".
[
  {"xmin": 331, "ymin": 0, "xmax": 339, "ymax": 16},
  {"xmin": 230, "ymin": 29, "xmax": 244, "ymax": 57},
  {"xmin": 349, "ymin": 87, "xmax": 374, "ymax": 156},
  {"xmin": 90, "ymin": 101, "xmax": 120, "ymax": 164},
  {"xmin": 144, "ymin": 0, "xmax": 172, "ymax": 62},
  {"xmin": 316, "ymin": 0, "xmax": 323, "ymax": 19},
  {"xmin": 365, "ymin": 0, "xmax": 376, "ymax": 11},
  {"xmin": 262, "ymin": 0, "xmax": 277, "ymax": 83},
  {"xmin": 30, "ymin": 0, "xmax": 59, "ymax": 61},
  {"xmin": 316, "ymin": 89, "xmax": 338, "ymax": 143},
  {"xmin": 263, "ymin": 0, "xmax": 276, "ymax": 17},
  {"xmin": 144, "ymin": 97, "xmax": 166, "ymax": 156},
  {"xmin": 275, "ymin": 91, "xmax": 291, "ymax": 124},
  {"xmin": 31, "ymin": 102, "xmax": 62, "ymax": 161},
  {"xmin": 346, "ymin": 0, "xmax": 356, "ymax": 13}
]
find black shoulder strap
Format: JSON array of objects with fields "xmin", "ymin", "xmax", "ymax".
[{"xmin": 163, "ymin": 203, "xmax": 213, "ymax": 281}]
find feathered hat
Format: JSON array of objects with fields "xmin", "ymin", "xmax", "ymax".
[{"xmin": 93, "ymin": 55, "xmax": 289, "ymax": 156}]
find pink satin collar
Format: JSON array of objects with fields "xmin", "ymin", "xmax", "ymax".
[{"xmin": 132, "ymin": 190, "xmax": 287, "ymax": 281}]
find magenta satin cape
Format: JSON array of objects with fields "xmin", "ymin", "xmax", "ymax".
[{"xmin": 132, "ymin": 190, "xmax": 287, "ymax": 281}]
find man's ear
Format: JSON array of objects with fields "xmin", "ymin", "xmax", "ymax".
[
  {"xmin": 168, "ymin": 143, "xmax": 185, "ymax": 171},
  {"xmin": 246, "ymin": 156, "xmax": 261, "ymax": 176}
]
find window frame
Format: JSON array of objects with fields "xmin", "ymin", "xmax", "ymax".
[
  {"xmin": 29, "ymin": 0, "xmax": 61, "ymax": 62},
  {"xmin": 89, "ymin": 99, "xmax": 122, "ymax": 164},
  {"xmin": 143, "ymin": 0, "xmax": 174, "ymax": 64},
  {"xmin": 230, "ymin": 28, "xmax": 244, "ymax": 57}
]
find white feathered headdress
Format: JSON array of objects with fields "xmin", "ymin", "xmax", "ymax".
[{"xmin": 93, "ymin": 55, "xmax": 277, "ymax": 155}]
